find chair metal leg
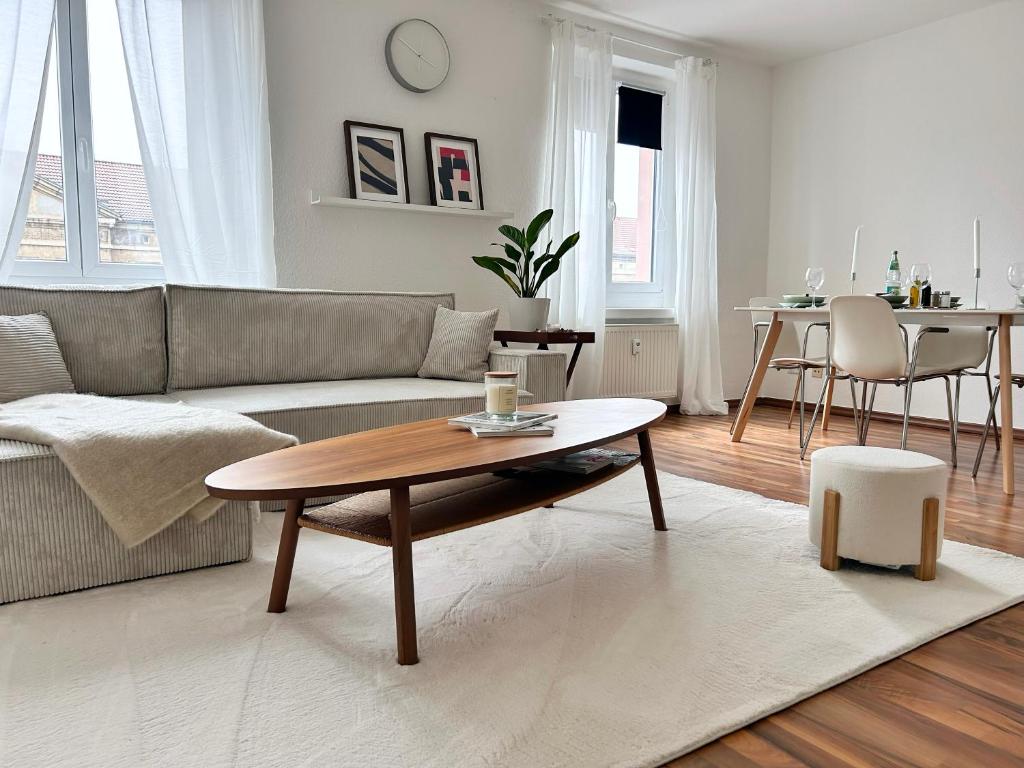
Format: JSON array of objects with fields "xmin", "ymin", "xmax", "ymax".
[
  {"xmin": 972, "ymin": 383, "xmax": 1000, "ymax": 478},
  {"xmin": 985, "ymin": 373, "xmax": 1001, "ymax": 452},
  {"xmin": 943, "ymin": 376, "xmax": 957, "ymax": 468},
  {"xmin": 953, "ymin": 373, "xmax": 962, "ymax": 462},
  {"xmin": 848, "ymin": 377, "xmax": 861, "ymax": 437},
  {"xmin": 900, "ymin": 378, "xmax": 915, "ymax": 450},
  {"xmin": 800, "ymin": 367, "xmax": 830, "ymax": 460},
  {"xmin": 860, "ymin": 383, "xmax": 877, "ymax": 445},
  {"xmin": 786, "ymin": 374, "xmax": 801, "ymax": 429},
  {"xmin": 798, "ymin": 369, "xmax": 807, "ymax": 440}
]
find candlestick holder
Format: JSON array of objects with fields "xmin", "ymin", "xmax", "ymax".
[{"xmin": 974, "ymin": 268, "xmax": 981, "ymax": 309}]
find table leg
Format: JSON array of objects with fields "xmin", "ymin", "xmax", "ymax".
[
  {"xmin": 638, "ymin": 430, "xmax": 667, "ymax": 531},
  {"xmin": 732, "ymin": 314, "xmax": 783, "ymax": 442},
  {"xmin": 821, "ymin": 367, "xmax": 836, "ymax": 432},
  {"xmin": 566, "ymin": 342, "xmax": 584, "ymax": 387},
  {"xmin": 390, "ymin": 485, "xmax": 418, "ymax": 664},
  {"xmin": 500, "ymin": 340, "xmax": 509, "ymax": 348},
  {"xmin": 998, "ymin": 315, "xmax": 1015, "ymax": 495},
  {"xmin": 268, "ymin": 498, "xmax": 305, "ymax": 613}
]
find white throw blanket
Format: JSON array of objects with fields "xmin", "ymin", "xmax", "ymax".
[{"xmin": 0, "ymin": 394, "xmax": 297, "ymax": 547}]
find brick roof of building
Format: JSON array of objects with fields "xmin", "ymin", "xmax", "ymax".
[{"xmin": 35, "ymin": 153, "xmax": 153, "ymax": 222}]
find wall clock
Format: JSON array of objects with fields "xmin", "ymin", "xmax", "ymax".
[{"xmin": 385, "ymin": 19, "xmax": 450, "ymax": 93}]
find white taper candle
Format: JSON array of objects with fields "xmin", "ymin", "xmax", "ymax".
[
  {"xmin": 851, "ymin": 225, "xmax": 862, "ymax": 277},
  {"xmin": 973, "ymin": 217, "xmax": 981, "ymax": 272}
]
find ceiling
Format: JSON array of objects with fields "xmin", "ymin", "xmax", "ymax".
[{"xmin": 553, "ymin": 0, "xmax": 1001, "ymax": 64}]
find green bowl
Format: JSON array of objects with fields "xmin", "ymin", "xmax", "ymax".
[{"xmin": 782, "ymin": 294, "xmax": 826, "ymax": 305}]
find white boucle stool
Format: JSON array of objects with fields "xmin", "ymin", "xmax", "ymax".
[{"xmin": 809, "ymin": 446, "xmax": 947, "ymax": 580}]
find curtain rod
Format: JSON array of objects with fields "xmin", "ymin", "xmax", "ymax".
[{"xmin": 540, "ymin": 13, "xmax": 715, "ymax": 65}]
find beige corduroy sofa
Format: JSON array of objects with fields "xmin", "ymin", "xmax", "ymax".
[{"xmin": 0, "ymin": 284, "xmax": 566, "ymax": 603}]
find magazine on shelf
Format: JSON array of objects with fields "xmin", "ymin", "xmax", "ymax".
[
  {"xmin": 532, "ymin": 448, "xmax": 640, "ymax": 475},
  {"xmin": 448, "ymin": 411, "xmax": 558, "ymax": 432},
  {"xmin": 470, "ymin": 425, "xmax": 555, "ymax": 438}
]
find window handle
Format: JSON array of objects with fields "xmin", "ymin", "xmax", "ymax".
[{"xmin": 77, "ymin": 137, "xmax": 92, "ymax": 173}]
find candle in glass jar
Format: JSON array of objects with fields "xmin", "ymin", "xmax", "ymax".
[{"xmin": 483, "ymin": 371, "xmax": 518, "ymax": 417}]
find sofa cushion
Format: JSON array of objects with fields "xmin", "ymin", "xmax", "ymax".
[
  {"xmin": 141, "ymin": 378, "xmax": 533, "ymax": 445},
  {"xmin": 418, "ymin": 306, "xmax": 499, "ymax": 382},
  {"xmin": 166, "ymin": 285, "xmax": 455, "ymax": 390},
  {"xmin": 0, "ymin": 284, "xmax": 167, "ymax": 396},
  {"xmin": 0, "ymin": 313, "xmax": 75, "ymax": 403}
]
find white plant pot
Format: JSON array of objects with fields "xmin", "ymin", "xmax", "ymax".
[{"xmin": 507, "ymin": 297, "xmax": 551, "ymax": 332}]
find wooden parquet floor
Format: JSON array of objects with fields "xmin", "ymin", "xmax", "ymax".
[{"xmin": 628, "ymin": 405, "xmax": 1024, "ymax": 767}]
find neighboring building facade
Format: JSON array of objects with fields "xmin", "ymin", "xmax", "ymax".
[{"xmin": 18, "ymin": 153, "xmax": 160, "ymax": 265}]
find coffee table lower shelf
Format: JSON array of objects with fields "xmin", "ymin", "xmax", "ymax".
[{"xmin": 298, "ymin": 460, "xmax": 641, "ymax": 547}]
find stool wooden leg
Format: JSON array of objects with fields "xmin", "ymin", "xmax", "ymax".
[
  {"xmin": 915, "ymin": 497, "xmax": 940, "ymax": 581},
  {"xmin": 820, "ymin": 489, "xmax": 841, "ymax": 571}
]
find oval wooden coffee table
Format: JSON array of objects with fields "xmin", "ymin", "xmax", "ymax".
[{"xmin": 206, "ymin": 398, "xmax": 667, "ymax": 664}]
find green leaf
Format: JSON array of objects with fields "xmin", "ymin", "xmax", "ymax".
[
  {"xmin": 531, "ymin": 257, "xmax": 562, "ymax": 295},
  {"xmin": 553, "ymin": 231, "xmax": 580, "ymax": 259},
  {"xmin": 498, "ymin": 224, "xmax": 527, "ymax": 251},
  {"xmin": 531, "ymin": 252, "xmax": 555, "ymax": 273},
  {"xmin": 473, "ymin": 256, "xmax": 521, "ymax": 296},
  {"xmin": 501, "ymin": 243, "xmax": 522, "ymax": 262},
  {"xmin": 525, "ymin": 209, "xmax": 553, "ymax": 248}
]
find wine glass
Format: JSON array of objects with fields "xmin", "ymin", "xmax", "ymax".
[
  {"xmin": 1008, "ymin": 262, "xmax": 1024, "ymax": 307},
  {"xmin": 805, "ymin": 267, "xmax": 825, "ymax": 308},
  {"xmin": 909, "ymin": 263, "xmax": 932, "ymax": 308}
]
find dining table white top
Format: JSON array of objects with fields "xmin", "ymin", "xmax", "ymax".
[{"xmin": 734, "ymin": 306, "xmax": 1024, "ymax": 324}]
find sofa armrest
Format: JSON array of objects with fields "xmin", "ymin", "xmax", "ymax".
[{"xmin": 487, "ymin": 348, "xmax": 567, "ymax": 404}]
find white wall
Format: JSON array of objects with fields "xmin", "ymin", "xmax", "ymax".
[
  {"xmin": 262, "ymin": 0, "xmax": 774, "ymax": 395},
  {"xmin": 766, "ymin": 0, "xmax": 1024, "ymax": 425},
  {"xmin": 263, "ymin": 0, "xmax": 549, "ymax": 316}
]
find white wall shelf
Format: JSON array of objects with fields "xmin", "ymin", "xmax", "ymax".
[{"xmin": 310, "ymin": 192, "xmax": 513, "ymax": 220}]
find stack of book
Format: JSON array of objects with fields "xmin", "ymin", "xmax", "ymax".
[{"xmin": 448, "ymin": 411, "xmax": 557, "ymax": 438}]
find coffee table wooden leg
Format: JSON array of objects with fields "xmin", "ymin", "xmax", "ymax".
[
  {"xmin": 268, "ymin": 498, "xmax": 305, "ymax": 613},
  {"xmin": 390, "ymin": 485, "xmax": 418, "ymax": 665},
  {"xmin": 638, "ymin": 430, "xmax": 667, "ymax": 531}
]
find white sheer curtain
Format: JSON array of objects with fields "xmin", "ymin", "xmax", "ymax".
[
  {"xmin": 116, "ymin": 0, "xmax": 275, "ymax": 286},
  {"xmin": 673, "ymin": 57, "xmax": 727, "ymax": 415},
  {"xmin": 0, "ymin": 0, "xmax": 55, "ymax": 279},
  {"xmin": 542, "ymin": 21, "xmax": 612, "ymax": 399}
]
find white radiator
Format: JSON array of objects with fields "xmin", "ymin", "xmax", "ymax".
[{"xmin": 599, "ymin": 324, "xmax": 679, "ymax": 399}]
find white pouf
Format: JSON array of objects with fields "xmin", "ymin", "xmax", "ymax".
[{"xmin": 809, "ymin": 446, "xmax": 947, "ymax": 575}]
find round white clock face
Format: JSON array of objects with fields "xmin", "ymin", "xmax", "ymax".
[{"xmin": 385, "ymin": 19, "xmax": 450, "ymax": 93}]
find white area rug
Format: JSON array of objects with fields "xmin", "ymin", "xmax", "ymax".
[{"xmin": 3, "ymin": 470, "xmax": 1024, "ymax": 768}]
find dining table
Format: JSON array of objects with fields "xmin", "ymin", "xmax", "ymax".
[{"xmin": 732, "ymin": 305, "xmax": 1024, "ymax": 494}]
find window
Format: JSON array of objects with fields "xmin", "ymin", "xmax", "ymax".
[
  {"xmin": 608, "ymin": 71, "xmax": 673, "ymax": 310},
  {"xmin": 13, "ymin": 0, "xmax": 162, "ymax": 283}
]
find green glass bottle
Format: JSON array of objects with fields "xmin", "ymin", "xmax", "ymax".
[{"xmin": 884, "ymin": 250, "xmax": 902, "ymax": 295}]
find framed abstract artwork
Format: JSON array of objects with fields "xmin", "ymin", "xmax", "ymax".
[
  {"xmin": 424, "ymin": 133, "xmax": 483, "ymax": 210},
  {"xmin": 344, "ymin": 121, "xmax": 410, "ymax": 203}
]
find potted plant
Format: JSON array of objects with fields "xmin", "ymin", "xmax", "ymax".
[{"xmin": 473, "ymin": 209, "xmax": 580, "ymax": 331}]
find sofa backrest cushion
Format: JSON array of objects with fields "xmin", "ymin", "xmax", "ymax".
[
  {"xmin": 0, "ymin": 285, "xmax": 167, "ymax": 396},
  {"xmin": 166, "ymin": 285, "xmax": 456, "ymax": 389}
]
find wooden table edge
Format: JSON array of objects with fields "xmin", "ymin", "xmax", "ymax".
[{"xmin": 206, "ymin": 405, "xmax": 667, "ymax": 502}]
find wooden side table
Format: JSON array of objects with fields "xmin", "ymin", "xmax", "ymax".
[{"xmin": 493, "ymin": 330, "xmax": 596, "ymax": 387}]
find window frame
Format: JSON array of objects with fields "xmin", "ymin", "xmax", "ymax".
[
  {"xmin": 607, "ymin": 67, "xmax": 675, "ymax": 311},
  {"xmin": 11, "ymin": 0, "xmax": 164, "ymax": 284},
  {"xmin": 606, "ymin": 67, "xmax": 671, "ymax": 311}
]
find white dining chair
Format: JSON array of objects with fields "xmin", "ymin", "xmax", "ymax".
[
  {"xmin": 731, "ymin": 297, "xmax": 828, "ymax": 449},
  {"xmin": 801, "ymin": 295, "xmax": 978, "ymax": 464}
]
